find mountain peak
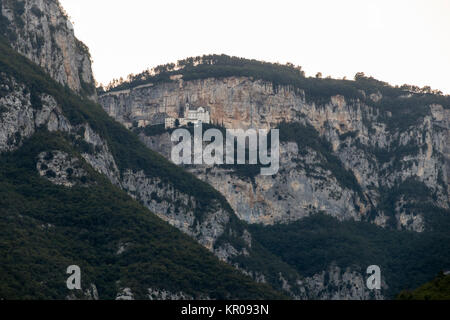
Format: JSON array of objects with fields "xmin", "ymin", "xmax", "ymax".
[{"xmin": 0, "ymin": 0, "xmax": 97, "ymax": 100}]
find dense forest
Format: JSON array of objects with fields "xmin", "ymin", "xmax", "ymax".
[
  {"xmin": 248, "ymin": 212, "xmax": 450, "ymax": 298},
  {"xmin": 0, "ymin": 130, "xmax": 283, "ymax": 299},
  {"xmin": 397, "ymin": 272, "xmax": 450, "ymax": 300}
]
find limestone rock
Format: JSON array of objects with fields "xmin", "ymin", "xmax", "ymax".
[{"xmin": 1, "ymin": 0, "xmax": 97, "ymax": 100}]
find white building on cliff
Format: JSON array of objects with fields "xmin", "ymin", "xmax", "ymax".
[{"xmin": 165, "ymin": 103, "xmax": 210, "ymax": 128}]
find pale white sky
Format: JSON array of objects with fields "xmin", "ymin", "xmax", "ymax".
[{"xmin": 60, "ymin": 0, "xmax": 450, "ymax": 94}]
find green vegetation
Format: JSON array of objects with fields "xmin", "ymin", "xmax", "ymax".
[
  {"xmin": 0, "ymin": 0, "xmax": 25, "ymax": 37},
  {"xmin": 131, "ymin": 119, "xmax": 450, "ymax": 299},
  {"xmin": 0, "ymin": 0, "xmax": 15, "ymax": 42},
  {"xmin": 132, "ymin": 121, "xmax": 436, "ymax": 298},
  {"xmin": 397, "ymin": 272, "xmax": 450, "ymax": 300},
  {"xmin": 80, "ymin": 78, "xmax": 95, "ymax": 97},
  {"xmin": 30, "ymin": 6, "xmax": 43, "ymax": 18},
  {"xmin": 0, "ymin": 105, "xmax": 7, "ymax": 118},
  {"xmin": 0, "ymin": 130, "xmax": 283, "ymax": 299},
  {"xmin": 0, "ymin": 35, "xmax": 234, "ymax": 223},
  {"xmin": 2, "ymin": 20, "xmax": 449, "ymax": 299},
  {"xmin": 214, "ymin": 213, "xmax": 304, "ymax": 296},
  {"xmin": 248, "ymin": 212, "xmax": 450, "ymax": 298},
  {"xmin": 338, "ymin": 131, "xmax": 358, "ymax": 141},
  {"xmin": 11, "ymin": 0, "xmax": 25, "ymax": 28},
  {"xmin": 353, "ymin": 139, "xmax": 421, "ymax": 168},
  {"xmin": 133, "ymin": 123, "xmax": 167, "ymax": 137},
  {"xmin": 105, "ymin": 54, "xmax": 305, "ymax": 94},
  {"xmin": 0, "ymin": 36, "xmax": 296, "ymax": 298},
  {"xmin": 373, "ymin": 178, "xmax": 443, "ymax": 228}
]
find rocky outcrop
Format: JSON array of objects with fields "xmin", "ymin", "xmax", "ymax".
[
  {"xmin": 187, "ymin": 141, "xmax": 366, "ymax": 225},
  {"xmin": 299, "ymin": 266, "xmax": 384, "ymax": 300},
  {"xmin": 66, "ymin": 284, "xmax": 99, "ymax": 300},
  {"xmin": 116, "ymin": 287, "xmax": 209, "ymax": 300},
  {"xmin": 137, "ymin": 130, "xmax": 365, "ymax": 225},
  {"xmin": 100, "ymin": 76, "xmax": 450, "ymax": 232},
  {"xmin": 115, "ymin": 288, "xmax": 134, "ymax": 300},
  {"xmin": 121, "ymin": 170, "xmax": 232, "ymax": 250},
  {"xmin": 236, "ymin": 264, "xmax": 384, "ymax": 300},
  {"xmin": 0, "ymin": 71, "xmax": 259, "ymax": 297},
  {"xmin": 37, "ymin": 150, "xmax": 88, "ymax": 187},
  {"xmin": 137, "ymin": 131, "xmax": 367, "ymax": 225},
  {"xmin": 0, "ymin": 1, "xmax": 393, "ymax": 300},
  {"xmin": 79, "ymin": 124, "xmax": 122, "ymax": 186},
  {"xmin": 0, "ymin": 73, "xmax": 71, "ymax": 152},
  {"xmin": 99, "ymin": 77, "xmax": 301, "ymax": 130},
  {"xmin": 147, "ymin": 288, "xmax": 202, "ymax": 300},
  {"xmin": 0, "ymin": 72, "xmax": 239, "ymax": 260},
  {"xmin": 0, "ymin": 0, "xmax": 96, "ymax": 100}
]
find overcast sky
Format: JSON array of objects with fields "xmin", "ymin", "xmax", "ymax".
[{"xmin": 60, "ymin": 0, "xmax": 450, "ymax": 94}]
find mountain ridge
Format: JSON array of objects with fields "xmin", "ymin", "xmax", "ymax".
[
  {"xmin": 2, "ymin": 0, "xmax": 449, "ymax": 300},
  {"xmin": 0, "ymin": 0, "xmax": 97, "ymax": 100},
  {"xmin": 98, "ymin": 54, "xmax": 450, "ymax": 298},
  {"xmin": 0, "ymin": 33, "xmax": 290, "ymax": 299}
]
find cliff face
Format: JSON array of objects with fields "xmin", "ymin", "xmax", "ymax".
[
  {"xmin": 185, "ymin": 141, "xmax": 365, "ymax": 225},
  {"xmin": 99, "ymin": 77, "xmax": 299, "ymax": 130},
  {"xmin": 0, "ymin": 69, "xmax": 382, "ymax": 299},
  {"xmin": 3, "ymin": 0, "xmax": 447, "ymax": 298},
  {"xmin": 100, "ymin": 76, "xmax": 450, "ymax": 232},
  {"xmin": 0, "ymin": 55, "xmax": 287, "ymax": 300},
  {"xmin": 0, "ymin": 0, "xmax": 389, "ymax": 300},
  {"xmin": 0, "ymin": 0, "xmax": 96, "ymax": 100},
  {"xmin": 0, "ymin": 71, "xmax": 234, "ymax": 255}
]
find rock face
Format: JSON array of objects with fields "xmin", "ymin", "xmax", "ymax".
[
  {"xmin": 0, "ymin": 0, "xmax": 97, "ymax": 100},
  {"xmin": 99, "ymin": 77, "xmax": 300, "ymax": 130},
  {"xmin": 0, "ymin": 0, "xmax": 389, "ymax": 300},
  {"xmin": 37, "ymin": 150, "xmax": 88, "ymax": 187},
  {"xmin": 121, "ymin": 170, "xmax": 232, "ymax": 250},
  {"xmin": 299, "ymin": 266, "xmax": 384, "ymax": 300},
  {"xmin": 0, "ymin": 70, "xmax": 253, "ymax": 295},
  {"xmin": 188, "ymin": 141, "xmax": 365, "ymax": 225},
  {"xmin": 117, "ymin": 287, "xmax": 207, "ymax": 300},
  {"xmin": 2, "ymin": 58, "xmax": 383, "ymax": 299},
  {"xmin": 66, "ymin": 284, "xmax": 99, "ymax": 300},
  {"xmin": 0, "ymin": 72, "xmax": 71, "ymax": 152},
  {"xmin": 236, "ymin": 265, "xmax": 384, "ymax": 300},
  {"xmin": 115, "ymin": 288, "xmax": 134, "ymax": 301},
  {"xmin": 100, "ymin": 76, "xmax": 450, "ymax": 232},
  {"xmin": 147, "ymin": 288, "xmax": 202, "ymax": 300},
  {"xmin": 1, "ymin": 68, "xmax": 382, "ymax": 299},
  {"xmin": 0, "ymin": 71, "xmax": 235, "ymax": 256}
]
